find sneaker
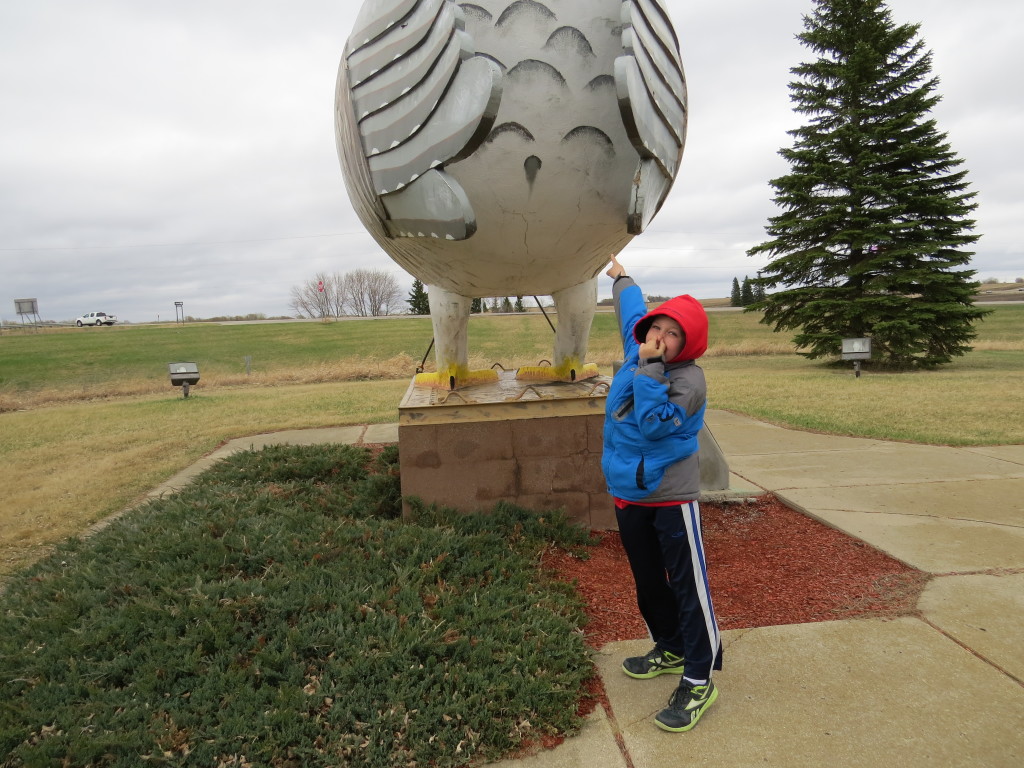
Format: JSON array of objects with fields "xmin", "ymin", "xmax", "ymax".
[
  {"xmin": 621, "ymin": 647, "xmax": 685, "ymax": 679},
  {"xmin": 654, "ymin": 679, "xmax": 718, "ymax": 732}
]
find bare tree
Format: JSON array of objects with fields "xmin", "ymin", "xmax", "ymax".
[
  {"xmin": 340, "ymin": 268, "xmax": 403, "ymax": 316},
  {"xmin": 325, "ymin": 272, "xmax": 346, "ymax": 318},
  {"xmin": 290, "ymin": 269, "xmax": 404, "ymax": 318},
  {"xmin": 289, "ymin": 271, "xmax": 335, "ymax": 319},
  {"xmin": 338, "ymin": 271, "xmax": 368, "ymax": 317}
]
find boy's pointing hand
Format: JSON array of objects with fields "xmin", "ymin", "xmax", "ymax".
[{"xmin": 606, "ymin": 254, "xmax": 626, "ymax": 279}]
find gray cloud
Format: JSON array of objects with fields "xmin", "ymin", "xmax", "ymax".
[{"xmin": 1, "ymin": 0, "xmax": 1019, "ymax": 323}]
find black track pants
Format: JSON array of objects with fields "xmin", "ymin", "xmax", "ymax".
[{"xmin": 616, "ymin": 501, "xmax": 723, "ymax": 680}]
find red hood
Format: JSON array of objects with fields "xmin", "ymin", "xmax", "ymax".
[{"xmin": 632, "ymin": 294, "xmax": 708, "ymax": 362}]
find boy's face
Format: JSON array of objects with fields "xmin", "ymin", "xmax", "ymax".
[{"xmin": 644, "ymin": 315, "xmax": 685, "ymax": 361}]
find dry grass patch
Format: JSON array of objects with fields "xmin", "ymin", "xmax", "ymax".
[
  {"xmin": 705, "ymin": 352, "xmax": 1024, "ymax": 445},
  {"xmin": 0, "ymin": 380, "xmax": 409, "ymax": 585},
  {"xmin": 971, "ymin": 340, "xmax": 1024, "ymax": 351},
  {"xmin": 706, "ymin": 340, "xmax": 795, "ymax": 356},
  {"xmin": 0, "ymin": 355, "xmax": 422, "ymax": 412}
]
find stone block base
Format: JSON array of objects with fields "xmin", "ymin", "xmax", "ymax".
[{"xmin": 397, "ymin": 373, "xmax": 615, "ymax": 529}]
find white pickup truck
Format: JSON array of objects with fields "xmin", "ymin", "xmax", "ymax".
[{"xmin": 76, "ymin": 311, "xmax": 117, "ymax": 327}]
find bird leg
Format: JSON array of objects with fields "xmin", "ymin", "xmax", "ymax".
[
  {"xmin": 517, "ymin": 277, "xmax": 600, "ymax": 383},
  {"xmin": 415, "ymin": 285, "xmax": 498, "ymax": 390}
]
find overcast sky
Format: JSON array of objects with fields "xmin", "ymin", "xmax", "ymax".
[{"xmin": 2, "ymin": 0, "xmax": 1020, "ymax": 324}]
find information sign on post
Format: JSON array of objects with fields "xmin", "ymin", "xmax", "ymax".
[
  {"xmin": 14, "ymin": 299, "xmax": 42, "ymax": 331},
  {"xmin": 15, "ymin": 299, "xmax": 39, "ymax": 315}
]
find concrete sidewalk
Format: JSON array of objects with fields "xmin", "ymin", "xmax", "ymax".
[
  {"xmin": 147, "ymin": 411, "xmax": 1024, "ymax": 767},
  {"xmin": 491, "ymin": 410, "xmax": 1024, "ymax": 768}
]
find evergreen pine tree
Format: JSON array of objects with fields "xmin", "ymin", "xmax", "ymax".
[
  {"xmin": 754, "ymin": 279, "xmax": 767, "ymax": 303},
  {"xmin": 747, "ymin": 0, "xmax": 986, "ymax": 367},
  {"xmin": 514, "ymin": 296, "xmax": 525, "ymax": 312},
  {"xmin": 407, "ymin": 278, "xmax": 430, "ymax": 315},
  {"xmin": 740, "ymin": 276, "xmax": 755, "ymax": 306},
  {"xmin": 730, "ymin": 277, "xmax": 742, "ymax": 307},
  {"xmin": 471, "ymin": 298, "xmax": 483, "ymax": 313}
]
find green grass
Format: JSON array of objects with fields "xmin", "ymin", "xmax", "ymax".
[
  {"xmin": 0, "ymin": 444, "xmax": 594, "ymax": 767},
  {"xmin": 5, "ymin": 305, "xmax": 1019, "ymax": 400},
  {"xmin": 970, "ymin": 302, "xmax": 1024, "ymax": 342},
  {"xmin": 0, "ymin": 314, "xmax": 616, "ymax": 396},
  {"xmin": 0, "ymin": 320, "xmax": 434, "ymax": 394}
]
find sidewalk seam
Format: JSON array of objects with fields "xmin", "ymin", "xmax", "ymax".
[
  {"xmin": 919, "ymin": 616, "xmax": 1024, "ymax": 689},
  {"xmin": 599, "ymin": 701, "xmax": 635, "ymax": 768}
]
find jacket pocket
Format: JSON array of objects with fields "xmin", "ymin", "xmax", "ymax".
[
  {"xmin": 603, "ymin": 453, "xmax": 649, "ymax": 496},
  {"xmin": 635, "ymin": 456, "xmax": 647, "ymax": 491}
]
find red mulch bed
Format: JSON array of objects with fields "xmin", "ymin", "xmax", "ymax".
[
  {"xmin": 521, "ymin": 496, "xmax": 929, "ymax": 758},
  {"xmin": 543, "ymin": 494, "xmax": 930, "ymax": 649}
]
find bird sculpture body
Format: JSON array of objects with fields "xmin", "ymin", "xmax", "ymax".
[{"xmin": 335, "ymin": 0, "xmax": 687, "ymax": 388}]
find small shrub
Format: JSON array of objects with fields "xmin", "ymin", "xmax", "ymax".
[{"xmin": 0, "ymin": 445, "xmax": 592, "ymax": 767}]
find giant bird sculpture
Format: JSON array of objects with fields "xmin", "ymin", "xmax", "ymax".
[{"xmin": 335, "ymin": 0, "xmax": 686, "ymax": 389}]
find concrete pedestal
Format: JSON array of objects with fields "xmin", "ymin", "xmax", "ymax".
[{"xmin": 398, "ymin": 372, "xmax": 616, "ymax": 528}]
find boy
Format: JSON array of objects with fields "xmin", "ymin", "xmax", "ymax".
[{"xmin": 601, "ymin": 254, "xmax": 722, "ymax": 732}]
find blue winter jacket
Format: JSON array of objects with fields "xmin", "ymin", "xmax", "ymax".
[{"xmin": 601, "ymin": 277, "xmax": 708, "ymax": 502}]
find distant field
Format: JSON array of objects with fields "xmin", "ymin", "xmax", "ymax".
[
  {"xmin": 976, "ymin": 281, "xmax": 1024, "ymax": 301},
  {"xmin": 1, "ymin": 305, "xmax": 1021, "ymax": 408},
  {"xmin": 0, "ymin": 310, "xmax": 796, "ymax": 409}
]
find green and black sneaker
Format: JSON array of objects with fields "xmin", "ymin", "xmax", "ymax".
[
  {"xmin": 621, "ymin": 646, "xmax": 685, "ymax": 679},
  {"xmin": 655, "ymin": 679, "xmax": 718, "ymax": 732}
]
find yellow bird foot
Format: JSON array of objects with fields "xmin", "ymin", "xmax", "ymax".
[
  {"xmin": 515, "ymin": 362, "xmax": 600, "ymax": 383},
  {"xmin": 414, "ymin": 368, "xmax": 499, "ymax": 390}
]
